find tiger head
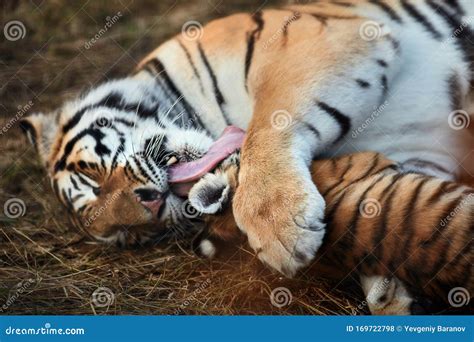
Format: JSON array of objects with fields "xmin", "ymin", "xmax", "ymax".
[{"xmin": 19, "ymin": 75, "xmax": 244, "ymax": 246}]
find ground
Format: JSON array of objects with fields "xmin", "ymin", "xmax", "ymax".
[{"xmin": 0, "ymin": 0, "xmax": 362, "ymax": 315}]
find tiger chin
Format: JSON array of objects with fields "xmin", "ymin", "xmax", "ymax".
[{"xmin": 188, "ymin": 151, "xmax": 473, "ymax": 315}]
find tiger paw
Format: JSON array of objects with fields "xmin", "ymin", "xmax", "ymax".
[{"xmin": 233, "ymin": 177, "xmax": 326, "ymax": 277}]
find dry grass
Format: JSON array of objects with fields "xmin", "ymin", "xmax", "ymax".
[{"xmin": 0, "ymin": 0, "xmax": 362, "ymax": 315}]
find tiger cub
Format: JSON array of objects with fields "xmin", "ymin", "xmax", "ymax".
[{"xmin": 188, "ymin": 151, "xmax": 473, "ymax": 314}]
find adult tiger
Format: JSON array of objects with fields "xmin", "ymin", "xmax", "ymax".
[
  {"xmin": 20, "ymin": 1, "xmax": 474, "ymax": 277},
  {"xmin": 189, "ymin": 149, "xmax": 474, "ymax": 314}
]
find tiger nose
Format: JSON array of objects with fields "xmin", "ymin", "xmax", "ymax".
[{"xmin": 134, "ymin": 188, "xmax": 167, "ymax": 217}]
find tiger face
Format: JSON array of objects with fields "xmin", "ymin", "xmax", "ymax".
[{"xmin": 20, "ymin": 77, "xmax": 215, "ymax": 246}]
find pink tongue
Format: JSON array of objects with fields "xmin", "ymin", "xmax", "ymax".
[{"xmin": 169, "ymin": 126, "xmax": 245, "ymax": 184}]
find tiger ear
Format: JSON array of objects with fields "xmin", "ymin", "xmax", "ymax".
[
  {"xmin": 19, "ymin": 112, "xmax": 59, "ymax": 166},
  {"xmin": 188, "ymin": 173, "xmax": 232, "ymax": 214}
]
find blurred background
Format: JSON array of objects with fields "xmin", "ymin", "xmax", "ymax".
[{"xmin": 0, "ymin": 0, "xmax": 361, "ymax": 315}]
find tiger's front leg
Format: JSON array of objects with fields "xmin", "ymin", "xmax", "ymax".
[{"xmin": 233, "ymin": 19, "xmax": 398, "ymax": 277}]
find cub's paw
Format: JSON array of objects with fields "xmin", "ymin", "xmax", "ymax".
[{"xmin": 233, "ymin": 179, "xmax": 326, "ymax": 277}]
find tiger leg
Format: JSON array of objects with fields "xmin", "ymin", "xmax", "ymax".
[{"xmin": 233, "ymin": 20, "xmax": 400, "ymax": 277}]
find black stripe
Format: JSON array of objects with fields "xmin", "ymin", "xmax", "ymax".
[
  {"xmin": 356, "ymin": 79, "xmax": 371, "ymax": 88},
  {"xmin": 110, "ymin": 136, "xmax": 125, "ymax": 174},
  {"xmin": 62, "ymin": 92, "xmax": 161, "ymax": 137},
  {"xmin": 402, "ymin": 158, "xmax": 452, "ymax": 176},
  {"xmin": 178, "ymin": 40, "xmax": 204, "ymax": 93},
  {"xmin": 124, "ymin": 162, "xmax": 146, "ymax": 185},
  {"xmin": 400, "ymin": 0, "xmax": 443, "ymax": 40},
  {"xmin": 245, "ymin": 11, "xmax": 264, "ymax": 84},
  {"xmin": 448, "ymin": 73, "xmax": 463, "ymax": 110},
  {"xmin": 54, "ymin": 128, "xmax": 111, "ymax": 173},
  {"xmin": 344, "ymin": 174, "xmax": 387, "ymax": 252},
  {"xmin": 393, "ymin": 177, "xmax": 431, "ymax": 270},
  {"xmin": 69, "ymin": 176, "xmax": 80, "ymax": 191},
  {"xmin": 146, "ymin": 58, "xmax": 211, "ymax": 135},
  {"xmin": 332, "ymin": 1, "xmax": 355, "ymax": 7},
  {"xmin": 302, "ymin": 121, "xmax": 321, "ymax": 140},
  {"xmin": 381, "ymin": 75, "xmax": 388, "ymax": 96},
  {"xmin": 376, "ymin": 59, "xmax": 389, "ymax": 68},
  {"xmin": 371, "ymin": 174, "xmax": 405, "ymax": 259},
  {"xmin": 133, "ymin": 156, "xmax": 153, "ymax": 182},
  {"xmin": 426, "ymin": 0, "xmax": 474, "ymax": 83},
  {"xmin": 316, "ymin": 101, "xmax": 351, "ymax": 143},
  {"xmin": 282, "ymin": 11, "xmax": 301, "ymax": 41},
  {"xmin": 345, "ymin": 153, "xmax": 381, "ymax": 185},
  {"xmin": 420, "ymin": 195, "xmax": 464, "ymax": 247},
  {"xmin": 197, "ymin": 42, "xmax": 230, "ymax": 125},
  {"xmin": 443, "ymin": 0, "xmax": 465, "ymax": 15},
  {"xmin": 368, "ymin": 0, "xmax": 403, "ymax": 23},
  {"xmin": 321, "ymin": 155, "xmax": 353, "ymax": 196}
]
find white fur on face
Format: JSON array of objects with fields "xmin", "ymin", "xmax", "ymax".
[{"xmin": 45, "ymin": 76, "xmax": 214, "ymax": 236}]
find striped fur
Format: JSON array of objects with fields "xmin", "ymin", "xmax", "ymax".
[
  {"xmin": 190, "ymin": 151, "xmax": 473, "ymax": 314},
  {"xmin": 20, "ymin": 1, "xmax": 474, "ymax": 271}
]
